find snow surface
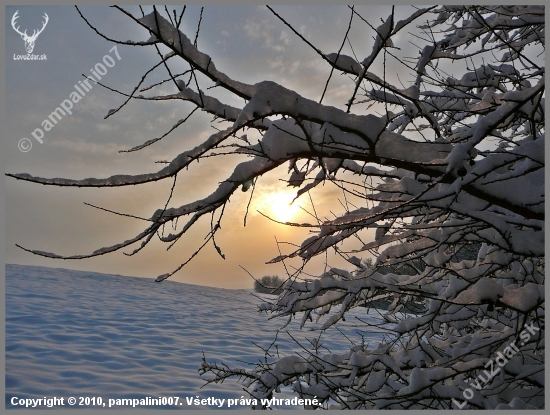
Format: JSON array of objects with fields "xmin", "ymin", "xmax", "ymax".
[{"xmin": 5, "ymin": 264, "xmax": 385, "ymax": 410}]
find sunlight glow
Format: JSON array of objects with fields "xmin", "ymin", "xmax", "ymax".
[{"xmin": 257, "ymin": 189, "xmax": 302, "ymax": 223}]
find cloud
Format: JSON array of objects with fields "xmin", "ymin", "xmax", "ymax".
[
  {"xmin": 279, "ymin": 30, "xmax": 290, "ymax": 46},
  {"xmin": 243, "ymin": 19, "xmax": 262, "ymax": 40},
  {"xmin": 243, "ymin": 16, "xmax": 286, "ymax": 52}
]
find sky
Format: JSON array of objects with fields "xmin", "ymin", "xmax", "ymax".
[{"xmin": 5, "ymin": 4, "xmax": 433, "ymax": 288}]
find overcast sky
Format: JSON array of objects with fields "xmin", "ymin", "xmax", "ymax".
[{"xmin": 6, "ymin": 4, "xmax": 430, "ymax": 288}]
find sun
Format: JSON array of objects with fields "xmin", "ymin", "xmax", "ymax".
[{"xmin": 257, "ymin": 189, "xmax": 302, "ymax": 223}]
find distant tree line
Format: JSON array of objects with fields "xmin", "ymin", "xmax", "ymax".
[{"xmin": 254, "ymin": 275, "xmax": 284, "ymax": 295}]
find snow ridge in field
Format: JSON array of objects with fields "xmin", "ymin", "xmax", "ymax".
[{"xmin": 5, "ymin": 264, "xmax": 384, "ymax": 410}]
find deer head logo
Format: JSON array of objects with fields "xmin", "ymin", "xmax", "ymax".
[{"xmin": 11, "ymin": 10, "xmax": 49, "ymax": 54}]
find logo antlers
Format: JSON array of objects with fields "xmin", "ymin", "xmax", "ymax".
[{"xmin": 12, "ymin": 10, "xmax": 49, "ymax": 54}]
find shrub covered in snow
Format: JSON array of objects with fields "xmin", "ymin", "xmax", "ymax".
[{"xmin": 8, "ymin": 5, "xmax": 544, "ymax": 409}]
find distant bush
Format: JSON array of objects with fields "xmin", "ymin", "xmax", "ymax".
[{"xmin": 254, "ymin": 275, "xmax": 284, "ymax": 295}]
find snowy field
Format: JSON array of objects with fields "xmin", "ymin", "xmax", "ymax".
[{"xmin": 5, "ymin": 264, "xmax": 386, "ymax": 410}]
